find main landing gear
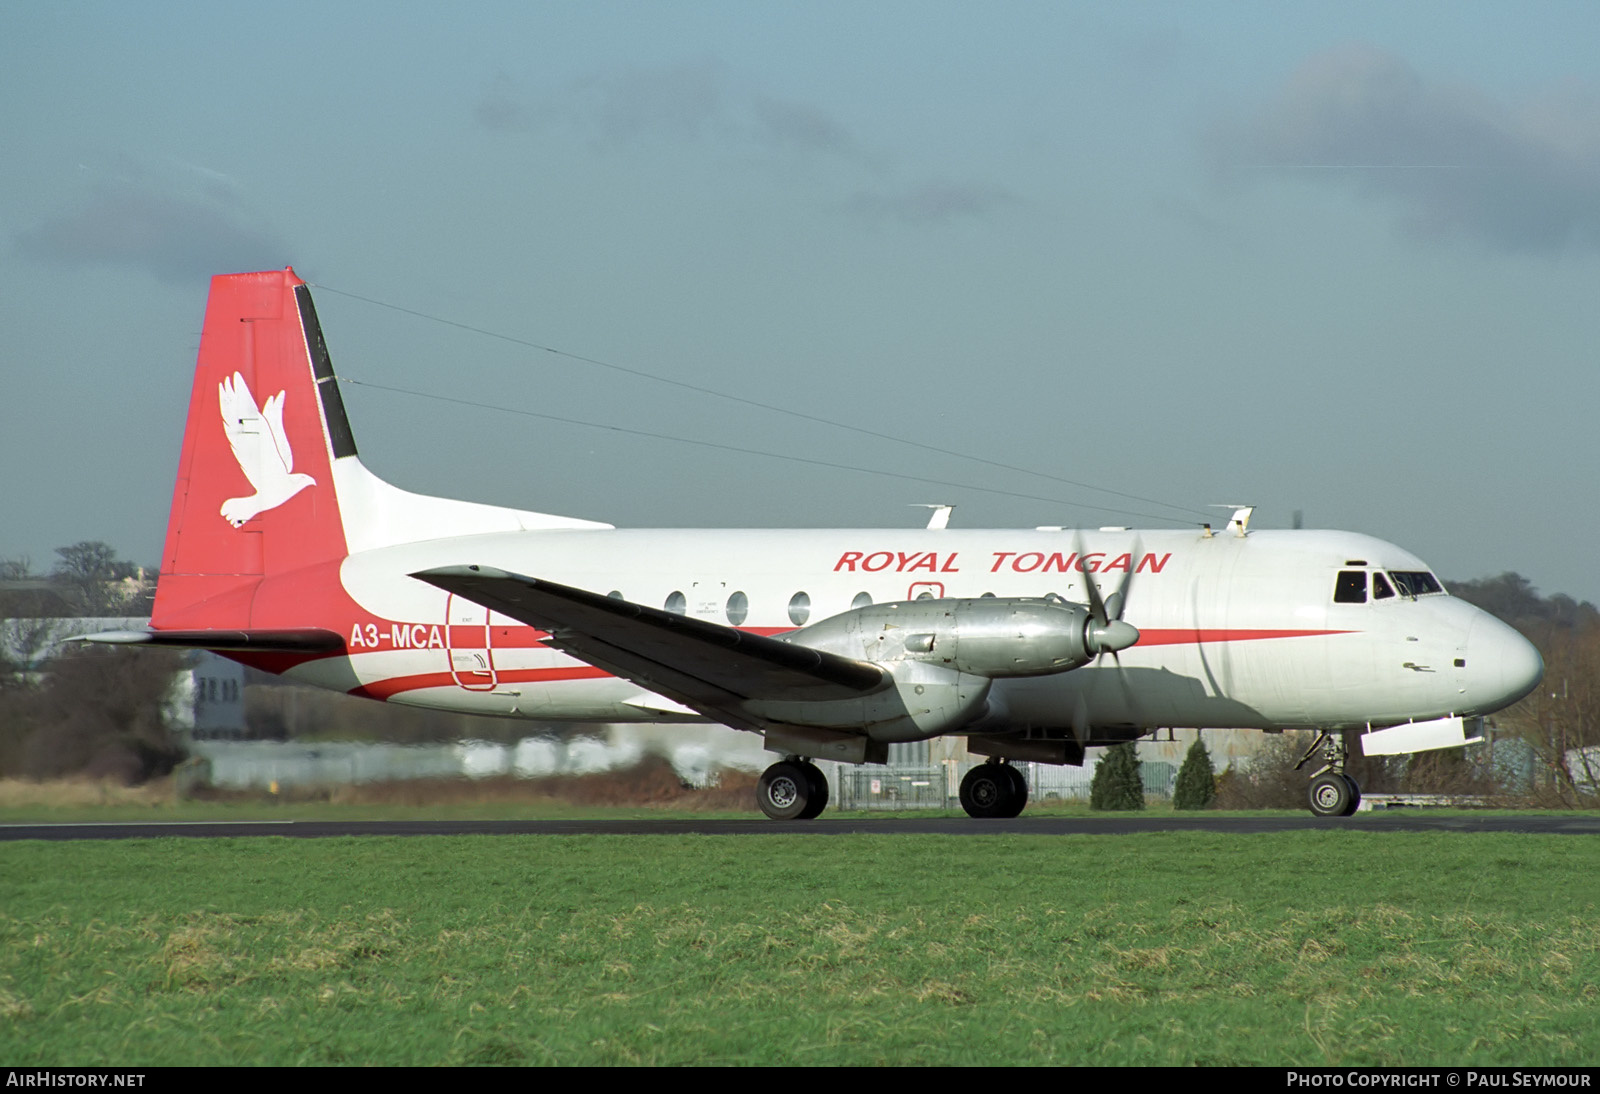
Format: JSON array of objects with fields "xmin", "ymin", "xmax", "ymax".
[
  {"xmin": 959, "ymin": 761, "xmax": 1028, "ymax": 819},
  {"xmin": 1296, "ymin": 730, "xmax": 1362, "ymax": 817},
  {"xmin": 757, "ymin": 758, "xmax": 830, "ymax": 820}
]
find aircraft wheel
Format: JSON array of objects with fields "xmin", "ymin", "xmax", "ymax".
[
  {"xmin": 797, "ymin": 760, "xmax": 830, "ymax": 820},
  {"xmin": 1308, "ymin": 773, "xmax": 1354, "ymax": 818},
  {"xmin": 758, "ymin": 761, "xmax": 819, "ymax": 821},
  {"xmin": 1339, "ymin": 774, "xmax": 1362, "ymax": 817},
  {"xmin": 998, "ymin": 763, "xmax": 1029, "ymax": 818},
  {"xmin": 960, "ymin": 763, "xmax": 1019, "ymax": 819}
]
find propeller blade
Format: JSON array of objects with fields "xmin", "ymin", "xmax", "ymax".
[
  {"xmin": 1105, "ymin": 534, "xmax": 1141, "ymax": 624},
  {"xmin": 1073, "ymin": 531, "xmax": 1110, "ymax": 626},
  {"xmin": 1071, "ymin": 689, "xmax": 1090, "ymax": 745},
  {"xmin": 1110, "ymin": 649, "xmax": 1147, "ymax": 729},
  {"xmin": 1109, "ymin": 536, "xmax": 1146, "ymax": 728},
  {"xmin": 1118, "ymin": 536, "xmax": 1142, "ymax": 621}
]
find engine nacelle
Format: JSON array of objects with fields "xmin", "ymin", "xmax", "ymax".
[
  {"xmin": 742, "ymin": 597, "xmax": 1135, "ymax": 744},
  {"xmin": 787, "ymin": 596, "xmax": 1103, "ymax": 678},
  {"xmin": 746, "ymin": 658, "xmax": 992, "ymax": 743}
]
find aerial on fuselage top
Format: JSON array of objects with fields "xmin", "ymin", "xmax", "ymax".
[{"xmin": 86, "ymin": 268, "xmax": 1544, "ymax": 820}]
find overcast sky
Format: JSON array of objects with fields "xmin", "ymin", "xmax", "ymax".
[{"xmin": 3, "ymin": 2, "xmax": 1598, "ymax": 603}]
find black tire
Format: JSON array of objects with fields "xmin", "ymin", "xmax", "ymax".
[
  {"xmin": 998, "ymin": 763, "xmax": 1029, "ymax": 818},
  {"xmin": 797, "ymin": 760, "xmax": 830, "ymax": 820},
  {"xmin": 960, "ymin": 763, "xmax": 1014, "ymax": 819},
  {"xmin": 757, "ymin": 761, "xmax": 815, "ymax": 820},
  {"xmin": 1339, "ymin": 774, "xmax": 1362, "ymax": 817},
  {"xmin": 1308, "ymin": 772, "xmax": 1354, "ymax": 818}
]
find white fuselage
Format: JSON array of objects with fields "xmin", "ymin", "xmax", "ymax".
[{"xmin": 281, "ymin": 525, "xmax": 1541, "ymax": 738}]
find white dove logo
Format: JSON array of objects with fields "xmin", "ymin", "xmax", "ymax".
[{"xmin": 217, "ymin": 372, "xmax": 316, "ymax": 527}]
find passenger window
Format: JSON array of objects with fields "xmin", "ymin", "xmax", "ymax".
[
  {"xmin": 665, "ymin": 591, "xmax": 686, "ymax": 615},
  {"xmin": 851, "ymin": 592, "xmax": 872, "ymax": 610},
  {"xmin": 1372, "ymin": 573, "xmax": 1395, "ymax": 600},
  {"xmin": 726, "ymin": 591, "xmax": 748, "ymax": 626},
  {"xmin": 788, "ymin": 592, "xmax": 811, "ymax": 626},
  {"xmin": 1333, "ymin": 571, "xmax": 1367, "ymax": 604}
]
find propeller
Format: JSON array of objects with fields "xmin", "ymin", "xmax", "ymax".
[
  {"xmin": 1076, "ymin": 533, "xmax": 1140, "ymax": 657},
  {"xmin": 1072, "ymin": 533, "xmax": 1144, "ymax": 742}
]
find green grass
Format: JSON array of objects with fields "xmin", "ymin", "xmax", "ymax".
[{"xmin": 3, "ymin": 831, "xmax": 1598, "ymax": 1065}]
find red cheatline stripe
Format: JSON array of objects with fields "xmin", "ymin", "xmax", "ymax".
[
  {"xmin": 352, "ymin": 628, "xmax": 1352, "ymax": 699},
  {"xmin": 1135, "ymin": 628, "xmax": 1352, "ymax": 647},
  {"xmin": 350, "ymin": 665, "xmax": 611, "ymax": 700},
  {"xmin": 341, "ymin": 623, "xmax": 796, "ymax": 652}
]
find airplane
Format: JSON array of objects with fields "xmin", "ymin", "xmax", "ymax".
[{"xmin": 87, "ymin": 267, "xmax": 1544, "ymax": 819}]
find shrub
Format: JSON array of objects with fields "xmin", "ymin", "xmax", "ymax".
[
  {"xmin": 1173, "ymin": 733, "xmax": 1216, "ymax": 809},
  {"xmin": 1089, "ymin": 741, "xmax": 1144, "ymax": 810}
]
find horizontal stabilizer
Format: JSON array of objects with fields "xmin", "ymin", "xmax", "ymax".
[
  {"xmin": 78, "ymin": 628, "xmax": 345, "ymax": 653},
  {"xmin": 411, "ymin": 565, "xmax": 886, "ymax": 732}
]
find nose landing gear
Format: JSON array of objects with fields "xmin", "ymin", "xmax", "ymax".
[{"xmin": 1296, "ymin": 731, "xmax": 1362, "ymax": 817}]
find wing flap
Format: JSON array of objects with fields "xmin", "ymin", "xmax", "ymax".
[{"xmin": 411, "ymin": 566, "xmax": 887, "ymax": 730}]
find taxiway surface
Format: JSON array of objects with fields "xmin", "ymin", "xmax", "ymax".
[{"xmin": 4, "ymin": 814, "xmax": 1598, "ymax": 841}]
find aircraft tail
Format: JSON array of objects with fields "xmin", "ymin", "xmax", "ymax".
[{"xmin": 153, "ymin": 267, "xmax": 608, "ymax": 631}]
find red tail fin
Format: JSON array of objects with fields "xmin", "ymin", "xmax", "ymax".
[{"xmin": 154, "ymin": 268, "xmax": 351, "ymax": 627}]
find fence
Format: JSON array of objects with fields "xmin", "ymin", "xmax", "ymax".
[{"xmin": 827, "ymin": 757, "xmax": 1179, "ymax": 810}]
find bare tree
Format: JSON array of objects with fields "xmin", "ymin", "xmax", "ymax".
[
  {"xmin": 51, "ymin": 541, "xmax": 133, "ymax": 616},
  {"xmin": 1507, "ymin": 619, "xmax": 1600, "ymax": 804},
  {"xmin": 0, "ymin": 617, "xmax": 58, "ymax": 687},
  {"xmin": 1451, "ymin": 572, "xmax": 1600, "ymax": 806},
  {"xmin": 0, "ymin": 645, "xmax": 185, "ymax": 784}
]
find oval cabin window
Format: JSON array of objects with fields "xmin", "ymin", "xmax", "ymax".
[{"xmin": 788, "ymin": 591, "xmax": 811, "ymax": 626}]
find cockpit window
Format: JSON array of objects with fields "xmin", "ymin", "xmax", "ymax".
[
  {"xmin": 1334, "ymin": 571, "xmax": 1367, "ymax": 604},
  {"xmin": 1372, "ymin": 572, "xmax": 1395, "ymax": 600},
  {"xmin": 1390, "ymin": 571, "xmax": 1444, "ymax": 598}
]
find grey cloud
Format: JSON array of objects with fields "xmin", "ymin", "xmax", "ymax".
[
  {"xmin": 842, "ymin": 181, "xmax": 1021, "ymax": 225},
  {"xmin": 1215, "ymin": 43, "xmax": 1600, "ymax": 252},
  {"xmin": 474, "ymin": 60, "xmax": 864, "ymax": 162},
  {"xmin": 476, "ymin": 62, "xmax": 1013, "ymax": 228},
  {"xmin": 572, "ymin": 59, "xmax": 729, "ymax": 144},
  {"xmin": 751, "ymin": 93, "xmax": 862, "ymax": 158},
  {"xmin": 474, "ymin": 71, "xmax": 537, "ymax": 133},
  {"xmin": 14, "ymin": 173, "xmax": 289, "ymax": 285}
]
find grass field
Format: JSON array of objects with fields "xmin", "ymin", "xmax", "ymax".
[{"xmin": 3, "ymin": 828, "xmax": 1598, "ymax": 1066}]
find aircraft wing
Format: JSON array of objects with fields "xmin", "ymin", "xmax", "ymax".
[{"xmin": 411, "ymin": 565, "xmax": 888, "ymax": 733}]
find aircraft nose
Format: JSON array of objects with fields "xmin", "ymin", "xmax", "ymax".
[{"xmin": 1463, "ymin": 612, "xmax": 1543, "ymax": 713}]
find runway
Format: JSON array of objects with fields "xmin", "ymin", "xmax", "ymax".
[{"xmin": 4, "ymin": 813, "xmax": 1598, "ymax": 841}]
